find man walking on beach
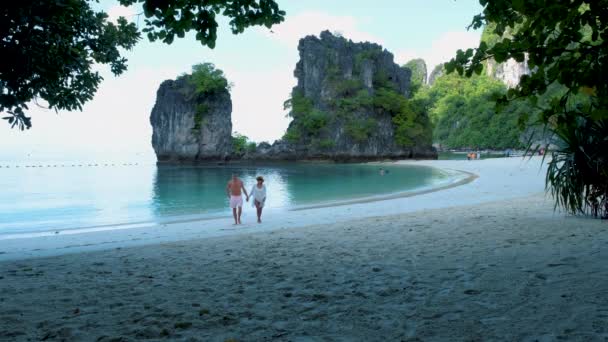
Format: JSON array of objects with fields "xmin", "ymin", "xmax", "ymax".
[{"xmin": 227, "ymin": 173, "xmax": 249, "ymax": 225}]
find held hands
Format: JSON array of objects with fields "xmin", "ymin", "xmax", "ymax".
[{"xmin": 246, "ymin": 196, "xmax": 250, "ymax": 202}]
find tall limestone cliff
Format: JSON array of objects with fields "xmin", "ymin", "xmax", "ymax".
[
  {"xmin": 485, "ymin": 57, "xmax": 530, "ymax": 89},
  {"xmin": 255, "ymin": 31, "xmax": 435, "ymax": 161},
  {"xmin": 403, "ymin": 58, "xmax": 427, "ymax": 92},
  {"xmin": 427, "ymin": 63, "xmax": 445, "ymax": 86},
  {"xmin": 481, "ymin": 23, "xmax": 530, "ymax": 88},
  {"xmin": 150, "ymin": 65, "xmax": 232, "ymax": 163}
]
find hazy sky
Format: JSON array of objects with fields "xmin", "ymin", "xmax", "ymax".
[{"xmin": 1, "ymin": 0, "xmax": 483, "ymax": 161}]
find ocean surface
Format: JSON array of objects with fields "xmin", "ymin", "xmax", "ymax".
[{"xmin": 0, "ymin": 161, "xmax": 455, "ymax": 235}]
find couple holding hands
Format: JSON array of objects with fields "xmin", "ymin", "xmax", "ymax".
[{"xmin": 226, "ymin": 174, "xmax": 267, "ymax": 225}]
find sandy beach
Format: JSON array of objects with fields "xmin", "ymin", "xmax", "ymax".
[{"xmin": 1, "ymin": 157, "xmax": 607, "ymax": 341}]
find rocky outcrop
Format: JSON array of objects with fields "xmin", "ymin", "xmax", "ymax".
[
  {"xmin": 486, "ymin": 56, "xmax": 530, "ymax": 88},
  {"xmin": 403, "ymin": 58, "xmax": 427, "ymax": 85},
  {"xmin": 150, "ymin": 78, "xmax": 232, "ymax": 162},
  {"xmin": 427, "ymin": 63, "xmax": 445, "ymax": 86},
  {"xmin": 481, "ymin": 24, "xmax": 531, "ymax": 88},
  {"xmin": 248, "ymin": 31, "xmax": 435, "ymax": 161}
]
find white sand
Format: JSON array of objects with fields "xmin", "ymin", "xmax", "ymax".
[{"xmin": 1, "ymin": 157, "xmax": 607, "ymax": 341}]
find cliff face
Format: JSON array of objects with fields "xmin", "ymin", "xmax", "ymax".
[
  {"xmin": 403, "ymin": 58, "xmax": 427, "ymax": 86},
  {"xmin": 295, "ymin": 31, "xmax": 411, "ymax": 98},
  {"xmin": 150, "ymin": 78, "xmax": 232, "ymax": 162},
  {"xmin": 252, "ymin": 31, "xmax": 435, "ymax": 161},
  {"xmin": 427, "ymin": 63, "xmax": 445, "ymax": 86},
  {"xmin": 486, "ymin": 56, "xmax": 530, "ymax": 88},
  {"xmin": 481, "ymin": 24, "xmax": 530, "ymax": 88}
]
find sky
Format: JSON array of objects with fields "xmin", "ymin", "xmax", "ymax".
[{"xmin": 1, "ymin": 0, "xmax": 483, "ymax": 162}]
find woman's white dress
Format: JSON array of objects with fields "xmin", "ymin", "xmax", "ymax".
[{"xmin": 250, "ymin": 184, "xmax": 266, "ymax": 208}]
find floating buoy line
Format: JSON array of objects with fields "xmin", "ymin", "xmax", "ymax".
[{"xmin": 0, "ymin": 162, "xmax": 142, "ymax": 169}]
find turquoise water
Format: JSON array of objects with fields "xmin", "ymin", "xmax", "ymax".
[{"xmin": 0, "ymin": 163, "xmax": 452, "ymax": 235}]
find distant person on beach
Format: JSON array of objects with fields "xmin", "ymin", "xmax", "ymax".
[
  {"xmin": 250, "ymin": 176, "xmax": 267, "ymax": 223},
  {"xmin": 227, "ymin": 173, "xmax": 249, "ymax": 225}
]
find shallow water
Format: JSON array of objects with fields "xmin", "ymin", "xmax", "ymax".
[{"xmin": 0, "ymin": 162, "xmax": 453, "ymax": 234}]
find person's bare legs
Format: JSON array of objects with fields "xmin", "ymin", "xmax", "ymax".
[
  {"xmin": 256, "ymin": 202, "xmax": 262, "ymax": 223},
  {"xmin": 232, "ymin": 208, "xmax": 238, "ymax": 225},
  {"xmin": 237, "ymin": 206, "xmax": 242, "ymax": 224}
]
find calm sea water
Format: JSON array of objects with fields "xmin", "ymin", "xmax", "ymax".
[{"xmin": 0, "ymin": 162, "xmax": 452, "ymax": 235}]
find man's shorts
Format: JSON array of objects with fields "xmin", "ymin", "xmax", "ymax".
[{"xmin": 230, "ymin": 195, "xmax": 243, "ymax": 208}]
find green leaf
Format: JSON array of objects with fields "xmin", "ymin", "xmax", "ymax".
[
  {"xmin": 1, "ymin": 0, "xmax": 285, "ymax": 130},
  {"xmin": 512, "ymin": 0, "xmax": 525, "ymax": 11},
  {"xmin": 591, "ymin": 109, "xmax": 608, "ymax": 121}
]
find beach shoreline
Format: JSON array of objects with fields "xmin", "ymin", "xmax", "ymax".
[
  {"xmin": 1, "ymin": 156, "xmax": 607, "ymax": 340},
  {"xmin": 1, "ymin": 157, "xmax": 547, "ymax": 261},
  {"xmin": 0, "ymin": 163, "xmax": 470, "ymax": 241}
]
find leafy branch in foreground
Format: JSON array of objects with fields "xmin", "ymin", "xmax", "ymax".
[
  {"xmin": 0, "ymin": 0, "xmax": 285, "ymax": 130},
  {"xmin": 446, "ymin": 0, "xmax": 608, "ymax": 218},
  {"xmin": 547, "ymin": 112, "xmax": 608, "ymax": 217}
]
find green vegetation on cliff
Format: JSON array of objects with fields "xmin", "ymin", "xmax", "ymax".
[
  {"xmin": 179, "ymin": 63, "xmax": 231, "ymax": 99},
  {"xmin": 232, "ymin": 133, "xmax": 256, "ymax": 155},
  {"xmin": 284, "ymin": 75, "xmax": 432, "ymax": 148},
  {"xmin": 372, "ymin": 86, "xmax": 432, "ymax": 147},
  {"xmin": 283, "ymin": 35, "xmax": 433, "ymax": 152},
  {"xmin": 416, "ymin": 72, "xmax": 529, "ymax": 149},
  {"xmin": 283, "ymin": 92, "xmax": 329, "ymax": 142},
  {"xmin": 177, "ymin": 63, "xmax": 231, "ymax": 135},
  {"xmin": 403, "ymin": 59, "xmax": 427, "ymax": 95},
  {"xmin": 448, "ymin": 0, "xmax": 608, "ymax": 217}
]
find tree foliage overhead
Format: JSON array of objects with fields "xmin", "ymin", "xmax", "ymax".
[
  {"xmin": 0, "ymin": 0, "xmax": 285, "ymax": 130},
  {"xmin": 1, "ymin": 1, "xmax": 139, "ymax": 130},
  {"xmin": 119, "ymin": 0, "xmax": 285, "ymax": 48},
  {"xmin": 447, "ymin": 0, "xmax": 608, "ymax": 218}
]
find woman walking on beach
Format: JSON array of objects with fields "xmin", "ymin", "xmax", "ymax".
[{"xmin": 250, "ymin": 176, "xmax": 267, "ymax": 223}]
